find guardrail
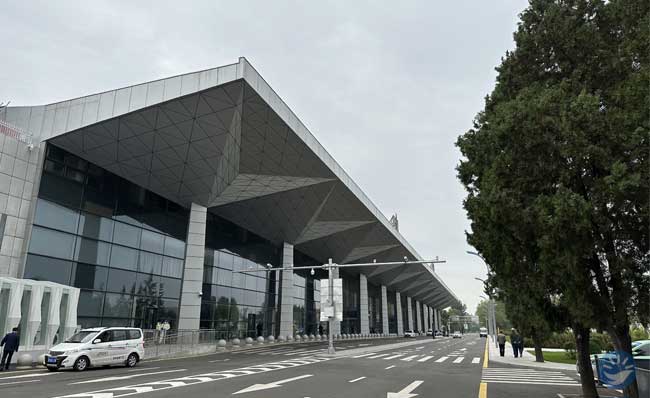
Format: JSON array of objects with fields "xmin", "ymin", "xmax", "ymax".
[
  {"xmin": 0, "ymin": 119, "xmax": 33, "ymax": 145},
  {"xmin": 141, "ymin": 330, "xmax": 399, "ymax": 360}
]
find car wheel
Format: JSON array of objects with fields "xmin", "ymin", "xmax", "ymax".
[
  {"xmin": 73, "ymin": 356, "xmax": 89, "ymax": 371},
  {"xmin": 126, "ymin": 353, "xmax": 138, "ymax": 368}
]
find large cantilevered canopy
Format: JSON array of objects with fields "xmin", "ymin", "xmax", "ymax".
[{"xmin": 0, "ymin": 58, "xmax": 459, "ymax": 309}]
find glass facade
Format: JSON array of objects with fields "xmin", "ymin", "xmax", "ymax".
[
  {"xmin": 341, "ymin": 271, "xmax": 360, "ymax": 334},
  {"xmin": 367, "ymin": 282, "xmax": 382, "ymax": 334},
  {"xmin": 387, "ymin": 290, "xmax": 397, "ymax": 334},
  {"xmin": 292, "ymin": 250, "xmax": 322, "ymax": 336},
  {"xmin": 200, "ymin": 213, "xmax": 282, "ymax": 339},
  {"xmin": 25, "ymin": 144, "xmax": 188, "ymax": 329}
]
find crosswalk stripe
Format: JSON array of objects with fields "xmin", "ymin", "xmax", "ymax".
[
  {"xmin": 472, "ymin": 357, "xmax": 481, "ymax": 364},
  {"xmin": 453, "ymin": 357, "xmax": 464, "ymax": 363},
  {"xmin": 417, "ymin": 356, "xmax": 433, "ymax": 362},
  {"xmin": 400, "ymin": 355, "xmax": 419, "ymax": 362},
  {"xmin": 435, "ymin": 356, "xmax": 449, "ymax": 363},
  {"xmin": 368, "ymin": 354, "xmax": 389, "ymax": 359},
  {"xmin": 352, "ymin": 353, "xmax": 376, "ymax": 358},
  {"xmin": 481, "ymin": 380, "xmax": 579, "ymax": 386},
  {"xmin": 383, "ymin": 354, "xmax": 404, "ymax": 360}
]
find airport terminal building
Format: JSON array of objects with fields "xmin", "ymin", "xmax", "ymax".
[{"xmin": 0, "ymin": 58, "xmax": 457, "ymax": 342}]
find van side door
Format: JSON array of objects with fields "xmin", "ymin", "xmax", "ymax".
[
  {"xmin": 88, "ymin": 331, "xmax": 112, "ymax": 366},
  {"xmin": 107, "ymin": 329, "xmax": 128, "ymax": 364}
]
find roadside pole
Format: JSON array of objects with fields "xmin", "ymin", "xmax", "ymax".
[{"xmin": 327, "ymin": 258, "xmax": 335, "ymax": 355}]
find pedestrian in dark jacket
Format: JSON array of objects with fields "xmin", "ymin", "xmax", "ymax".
[
  {"xmin": 511, "ymin": 329, "xmax": 521, "ymax": 358},
  {"xmin": 0, "ymin": 328, "xmax": 20, "ymax": 370}
]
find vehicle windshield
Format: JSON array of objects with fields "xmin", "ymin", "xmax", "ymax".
[{"xmin": 65, "ymin": 331, "xmax": 97, "ymax": 343}]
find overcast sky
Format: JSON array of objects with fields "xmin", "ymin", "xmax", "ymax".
[{"xmin": 1, "ymin": 0, "xmax": 528, "ymax": 314}]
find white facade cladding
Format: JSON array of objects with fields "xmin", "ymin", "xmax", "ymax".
[
  {"xmin": 0, "ymin": 277, "xmax": 79, "ymax": 350},
  {"xmin": 279, "ymin": 243, "xmax": 294, "ymax": 338},
  {"xmin": 359, "ymin": 273, "xmax": 369, "ymax": 335},
  {"xmin": 380, "ymin": 285, "xmax": 388, "ymax": 335},
  {"xmin": 396, "ymin": 291, "xmax": 403, "ymax": 334}
]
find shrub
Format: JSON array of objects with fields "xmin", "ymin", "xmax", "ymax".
[{"xmin": 564, "ymin": 341, "xmax": 577, "ymax": 360}]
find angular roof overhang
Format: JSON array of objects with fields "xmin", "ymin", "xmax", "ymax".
[{"xmin": 0, "ymin": 58, "xmax": 459, "ymax": 309}]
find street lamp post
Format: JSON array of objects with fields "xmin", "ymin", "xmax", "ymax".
[
  {"xmin": 239, "ymin": 257, "xmax": 446, "ymax": 355},
  {"xmin": 468, "ymin": 251, "xmax": 498, "ymax": 348}
]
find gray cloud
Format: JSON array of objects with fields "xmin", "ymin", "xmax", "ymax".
[{"xmin": 0, "ymin": 0, "xmax": 528, "ymax": 313}]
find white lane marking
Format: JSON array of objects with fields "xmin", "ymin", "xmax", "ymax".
[
  {"xmin": 348, "ymin": 376, "xmax": 366, "ymax": 383},
  {"xmin": 209, "ymin": 358, "xmax": 231, "ymax": 363},
  {"xmin": 127, "ymin": 367, "xmax": 160, "ymax": 372},
  {"xmin": 368, "ymin": 354, "xmax": 389, "ymax": 359},
  {"xmin": 71, "ymin": 369, "xmax": 188, "ymax": 385},
  {"xmin": 472, "ymin": 357, "xmax": 481, "ymax": 364},
  {"xmin": 233, "ymin": 374, "xmax": 313, "ymax": 394},
  {"xmin": 481, "ymin": 380, "xmax": 580, "ymax": 386},
  {"xmin": 0, "ymin": 379, "xmax": 40, "ymax": 386},
  {"xmin": 383, "ymin": 354, "xmax": 404, "ymax": 360},
  {"xmin": 400, "ymin": 355, "xmax": 419, "ymax": 362},
  {"xmin": 435, "ymin": 356, "xmax": 449, "ymax": 363},
  {"xmin": 417, "ymin": 356, "xmax": 433, "ymax": 362},
  {"xmin": 352, "ymin": 353, "xmax": 376, "ymax": 358},
  {"xmin": 453, "ymin": 357, "xmax": 464, "ymax": 363},
  {"xmin": 0, "ymin": 371, "xmax": 57, "ymax": 380},
  {"xmin": 385, "ymin": 365, "xmax": 395, "ymax": 370}
]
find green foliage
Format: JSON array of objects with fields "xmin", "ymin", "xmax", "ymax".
[
  {"xmin": 456, "ymin": 0, "xmax": 649, "ymax": 355},
  {"xmin": 475, "ymin": 300, "xmax": 512, "ymax": 330},
  {"xmin": 631, "ymin": 327, "xmax": 650, "ymax": 341}
]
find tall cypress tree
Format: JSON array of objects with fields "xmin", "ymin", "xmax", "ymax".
[{"xmin": 457, "ymin": 1, "xmax": 649, "ymax": 396}]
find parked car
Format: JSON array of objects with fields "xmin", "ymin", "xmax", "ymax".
[
  {"xmin": 435, "ymin": 330, "xmax": 443, "ymax": 337},
  {"xmin": 404, "ymin": 330, "xmax": 417, "ymax": 338},
  {"xmin": 479, "ymin": 327, "xmax": 488, "ymax": 338},
  {"xmin": 452, "ymin": 331, "xmax": 462, "ymax": 339},
  {"xmin": 45, "ymin": 327, "xmax": 144, "ymax": 371},
  {"xmin": 576, "ymin": 340, "xmax": 650, "ymax": 382},
  {"xmin": 426, "ymin": 329, "xmax": 433, "ymax": 336}
]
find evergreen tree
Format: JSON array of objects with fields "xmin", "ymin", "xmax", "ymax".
[{"xmin": 457, "ymin": 1, "xmax": 649, "ymax": 396}]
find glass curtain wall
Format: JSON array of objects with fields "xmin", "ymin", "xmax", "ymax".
[
  {"xmin": 292, "ymin": 250, "xmax": 321, "ymax": 336},
  {"xmin": 341, "ymin": 271, "xmax": 360, "ymax": 334},
  {"xmin": 25, "ymin": 144, "xmax": 188, "ymax": 329},
  {"xmin": 401, "ymin": 298, "xmax": 409, "ymax": 332},
  {"xmin": 387, "ymin": 290, "xmax": 397, "ymax": 334},
  {"xmin": 367, "ymin": 282, "xmax": 382, "ymax": 334},
  {"xmin": 199, "ymin": 213, "xmax": 280, "ymax": 339}
]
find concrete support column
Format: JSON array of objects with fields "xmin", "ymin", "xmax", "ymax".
[
  {"xmin": 62, "ymin": 288, "xmax": 79, "ymax": 341},
  {"xmin": 428, "ymin": 306, "xmax": 433, "ymax": 330},
  {"xmin": 23, "ymin": 284, "xmax": 44, "ymax": 349},
  {"xmin": 44, "ymin": 286, "xmax": 63, "ymax": 348},
  {"xmin": 380, "ymin": 285, "xmax": 388, "ymax": 335},
  {"xmin": 396, "ymin": 292, "xmax": 403, "ymax": 335},
  {"xmin": 415, "ymin": 300, "xmax": 422, "ymax": 333},
  {"xmin": 178, "ymin": 203, "xmax": 207, "ymax": 330},
  {"xmin": 435, "ymin": 308, "xmax": 440, "ymax": 330},
  {"xmin": 406, "ymin": 296, "xmax": 413, "ymax": 331},
  {"xmin": 359, "ymin": 274, "xmax": 369, "ymax": 335},
  {"xmin": 279, "ymin": 243, "xmax": 294, "ymax": 338},
  {"xmin": 331, "ymin": 267, "xmax": 341, "ymax": 336}
]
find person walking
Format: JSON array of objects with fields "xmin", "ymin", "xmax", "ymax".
[
  {"xmin": 0, "ymin": 328, "xmax": 20, "ymax": 371},
  {"xmin": 497, "ymin": 331, "xmax": 506, "ymax": 357},
  {"xmin": 511, "ymin": 328, "xmax": 521, "ymax": 358},
  {"xmin": 518, "ymin": 335, "xmax": 525, "ymax": 358},
  {"xmin": 161, "ymin": 320, "xmax": 170, "ymax": 343}
]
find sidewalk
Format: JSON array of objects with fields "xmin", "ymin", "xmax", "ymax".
[{"xmin": 488, "ymin": 337, "xmax": 576, "ymax": 371}]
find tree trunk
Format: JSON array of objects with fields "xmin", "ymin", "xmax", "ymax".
[
  {"xmin": 610, "ymin": 323, "xmax": 639, "ymax": 398},
  {"xmin": 532, "ymin": 327, "xmax": 544, "ymax": 362},
  {"xmin": 574, "ymin": 325, "xmax": 599, "ymax": 398}
]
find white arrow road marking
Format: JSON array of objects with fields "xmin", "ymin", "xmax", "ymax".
[
  {"xmin": 386, "ymin": 380, "xmax": 423, "ymax": 398},
  {"xmin": 71, "ymin": 369, "xmax": 187, "ymax": 384},
  {"xmin": 232, "ymin": 374, "xmax": 313, "ymax": 395}
]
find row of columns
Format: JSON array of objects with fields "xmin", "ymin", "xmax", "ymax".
[{"xmin": 177, "ymin": 205, "xmax": 442, "ymax": 336}]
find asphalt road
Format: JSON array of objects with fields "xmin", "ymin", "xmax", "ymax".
[{"xmin": 0, "ymin": 334, "xmax": 608, "ymax": 398}]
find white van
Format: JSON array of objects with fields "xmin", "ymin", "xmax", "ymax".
[
  {"xmin": 479, "ymin": 327, "xmax": 488, "ymax": 338},
  {"xmin": 44, "ymin": 327, "xmax": 144, "ymax": 371}
]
